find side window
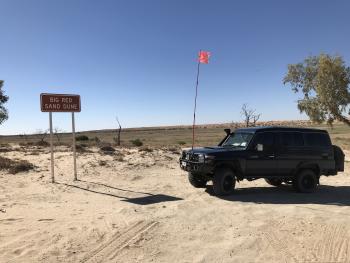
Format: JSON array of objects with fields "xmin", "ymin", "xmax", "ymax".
[
  {"xmin": 279, "ymin": 132, "xmax": 304, "ymax": 147},
  {"xmin": 280, "ymin": 132, "xmax": 294, "ymax": 146},
  {"xmin": 304, "ymin": 133, "xmax": 331, "ymax": 147},
  {"xmin": 304, "ymin": 133, "xmax": 316, "ymax": 146},
  {"xmin": 294, "ymin": 133, "xmax": 304, "ymax": 146},
  {"xmin": 252, "ymin": 132, "xmax": 274, "ymax": 151}
]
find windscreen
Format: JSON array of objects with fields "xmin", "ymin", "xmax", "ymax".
[{"xmin": 222, "ymin": 133, "xmax": 254, "ymax": 148}]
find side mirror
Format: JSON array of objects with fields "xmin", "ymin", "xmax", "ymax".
[
  {"xmin": 256, "ymin": 144, "xmax": 263, "ymax": 152},
  {"xmin": 224, "ymin": 129, "xmax": 231, "ymax": 135}
]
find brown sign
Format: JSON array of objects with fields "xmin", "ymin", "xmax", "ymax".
[{"xmin": 40, "ymin": 93, "xmax": 81, "ymax": 112}]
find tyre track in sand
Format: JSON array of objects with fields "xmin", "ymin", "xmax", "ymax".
[
  {"xmin": 82, "ymin": 220, "xmax": 159, "ymax": 263},
  {"xmin": 256, "ymin": 219, "xmax": 299, "ymax": 263},
  {"xmin": 313, "ymin": 224, "xmax": 350, "ymax": 262},
  {"xmin": 261, "ymin": 230, "xmax": 298, "ymax": 263}
]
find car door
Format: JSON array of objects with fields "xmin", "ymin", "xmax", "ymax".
[
  {"xmin": 275, "ymin": 131, "xmax": 305, "ymax": 176},
  {"xmin": 245, "ymin": 132, "xmax": 277, "ymax": 177}
]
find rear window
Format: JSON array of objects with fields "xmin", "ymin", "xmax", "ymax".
[
  {"xmin": 279, "ymin": 132, "xmax": 304, "ymax": 147},
  {"xmin": 303, "ymin": 132, "xmax": 331, "ymax": 147}
]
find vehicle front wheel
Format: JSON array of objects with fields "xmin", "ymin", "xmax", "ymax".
[
  {"xmin": 294, "ymin": 169, "xmax": 318, "ymax": 193},
  {"xmin": 212, "ymin": 167, "xmax": 236, "ymax": 196},
  {"xmin": 188, "ymin": 173, "xmax": 207, "ymax": 188},
  {"xmin": 265, "ymin": 178, "xmax": 283, "ymax": 187}
]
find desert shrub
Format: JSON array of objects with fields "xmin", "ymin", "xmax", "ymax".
[
  {"xmin": 177, "ymin": 141, "xmax": 186, "ymax": 145},
  {"xmin": 100, "ymin": 145, "xmax": 115, "ymax": 152},
  {"xmin": 139, "ymin": 146, "xmax": 153, "ymax": 152},
  {"xmin": 98, "ymin": 141, "xmax": 112, "ymax": 147},
  {"xmin": 0, "ymin": 156, "xmax": 34, "ymax": 174},
  {"xmin": 114, "ymin": 156, "xmax": 124, "ymax": 162},
  {"xmin": 98, "ymin": 160, "xmax": 107, "ymax": 166},
  {"xmin": 75, "ymin": 144, "xmax": 89, "ymax": 153},
  {"xmin": 99, "ymin": 145, "xmax": 116, "ymax": 155},
  {"xmin": 28, "ymin": 151, "xmax": 40, "ymax": 156},
  {"xmin": 130, "ymin": 139, "xmax": 143, "ymax": 147},
  {"xmin": 54, "ymin": 142, "xmax": 70, "ymax": 147},
  {"xmin": 35, "ymin": 140, "xmax": 50, "ymax": 147},
  {"xmin": 18, "ymin": 142, "xmax": 34, "ymax": 147},
  {"xmin": 9, "ymin": 161, "xmax": 34, "ymax": 174},
  {"xmin": 76, "ymin": 135, "xmax": 89, "ymax": 141},
  {"xmin": 0, "ymin": 145, "xmax": 12, "ymax": 152},
  {"xmin": 167, "ymin": 146, "xmax": 181, "ymax": 154},
  {"xmin": 0, "ymin": 156, "xmax": 13, "ymax": 170},
  {"xmin": 92, "ymin": 136, "xmax": 100, "ymax": 143}
]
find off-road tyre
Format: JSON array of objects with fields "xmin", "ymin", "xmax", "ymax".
[
  {"xmin": 265, "ymin": 178, "xmax": 283, "ymax": 187},
  {"xmin": 212, "ymin": 167, "xmax": 236, "ymax": 196},
  {"xmin": 188, "ymin": 173, "xmax": 207, "ymax": 188},
  {"xmin": 294, "ymin": 169, "xmax": 318, "ymax": 193}
]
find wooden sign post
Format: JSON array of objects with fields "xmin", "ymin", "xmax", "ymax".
[{"xmin": 40, "ymin": 93, "xmax": 81, "ymax": 182}]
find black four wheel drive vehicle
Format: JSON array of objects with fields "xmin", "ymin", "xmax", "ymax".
[{"xmin": 179, "ymin": 126, "xmax": 345, "ymax": 196}]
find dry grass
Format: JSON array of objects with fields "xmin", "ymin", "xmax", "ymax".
[
  {"xmin": 1, "ymin": 120, "xmax": 349, "ymax": 150},
  {"xmin": 0, "ymin": 147, "xmax": 12, "ymax": 153},
  {"xmin": 139, "ymin": 146, "xmax": 154, "ymax": 153}
]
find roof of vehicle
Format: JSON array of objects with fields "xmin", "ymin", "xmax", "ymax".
[{"xmin": 235, "ymin": 126, "xmax": 329, "ymax": 134}]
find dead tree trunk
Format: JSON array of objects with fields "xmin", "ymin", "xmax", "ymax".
[{"xmin": 116, "ymin": 117, "xmax": 121, "ymax": 146}]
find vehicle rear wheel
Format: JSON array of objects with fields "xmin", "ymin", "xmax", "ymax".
[
  {"xmin": 212, "ymin": 167, "xmax": 236, "ymax": 196},
  {"xmin": 188, "ymin": 173, "xmax": 207, "ymax": 188},
  {"xmin": 294, "ymin": 169, "xmax": 318, "ymax": 193},
  {"xmin": 264, "ymin": 178, "xmax": 283, "ymax": 187}
]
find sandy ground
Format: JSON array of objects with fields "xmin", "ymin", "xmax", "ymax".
[{"xmin": 0, "ymin": 146, "xmax": 350, "ymax": 263}]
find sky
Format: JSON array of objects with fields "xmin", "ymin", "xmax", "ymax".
[{"xmin": 0, "ymin": 0, "xmax": 350, "ymax": 135}]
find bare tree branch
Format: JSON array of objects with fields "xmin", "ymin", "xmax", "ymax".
[
  {"xmin": 241, "ymin": 104, "xmax": 261, "ymax": 127},
  {"xmin": 53, "ymin": 127, "xmax": 64, "ymax": 143},
  {"xmin": 35, "ymin": 129, "xmax": 49, "ymax": 142},
  {"xmin": 252, "ymin": 113, "xmax": 261, "ymax": 126}
]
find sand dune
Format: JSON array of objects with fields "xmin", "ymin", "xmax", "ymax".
[{"xmin": 0, "ymin": 146, "xmax": 349, "ymax": 262}]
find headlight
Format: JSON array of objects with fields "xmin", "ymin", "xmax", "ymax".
[
  {"xmin": 197, "ymin": 154, "xmax": 205, "ymax": 163},
  {"xmin": 205, "ymin": 155, "xmax": 215, "ymax": 161}
]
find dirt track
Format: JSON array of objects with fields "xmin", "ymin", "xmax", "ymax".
[{"xmin": 0, "ymin": 147, "xmax": 349, "ymax": 262}]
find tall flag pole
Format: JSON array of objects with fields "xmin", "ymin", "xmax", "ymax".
[{"xmin": 192, "ymin": 50, "xmax": 210, "ymax": 150}]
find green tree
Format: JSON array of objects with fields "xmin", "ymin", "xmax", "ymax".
[
  {"xmin": 283, "ymin": 54, "xmax": 350, "ymax": 126},
  {"xmin": 0, "ymin": 80, "xmax": 9, "ymax": 125}
]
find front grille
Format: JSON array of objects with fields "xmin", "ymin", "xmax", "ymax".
[{"xmin": 184, "ymin": 152, "xmax": 200, "ymax": 162}]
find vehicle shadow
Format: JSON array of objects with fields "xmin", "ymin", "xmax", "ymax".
[
  {"xmin": 57, "ymin": 180, "xmax": 183, "ymax": 205},
  {"xmin": 78, "ymin": 179, "xmax": 154, "ymax": 195},
  {"xmin": 124, "ymin": 194, "xmax": 183, "ymax": 205},
  {"xmin": 205, "ymin": 185, "xmax": 350, "ymax": 206}
]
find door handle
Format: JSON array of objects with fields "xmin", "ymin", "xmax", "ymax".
[
  {"xmin": 250, "ymin": 155, "xmax": 259, "ymax": 159},
  {"xmin": 268, "ymin": 155, "xmax": 275, "ymax": 159}
]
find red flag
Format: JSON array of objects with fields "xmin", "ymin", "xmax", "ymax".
[{"xmin": 198, "ymin": 51, "xmax": 210, "ymax": 64}]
